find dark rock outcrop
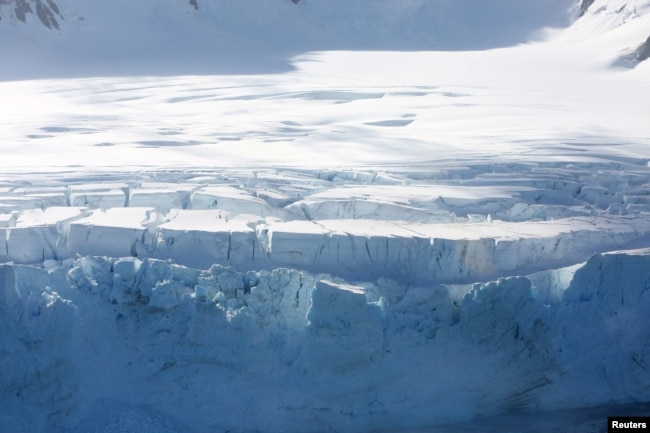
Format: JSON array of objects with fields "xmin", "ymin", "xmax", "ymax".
[
  {"xmin": 2, "ymin": 0, "xmax": 62, "ymax": 29},
  {"xmin": 613, "ymin": 33, "xmax": 650, "ymax": 67},
  {"xmin": 14, "ymin": 0, "xmax": 32, "ymax": 22},
  {"xmin": 637, "ymin": 34, "xmax": 650, "ymax": 62},
  {"xmin": 579, "ymin": 0, "xmax": 595, "ymax": 17},
  {"xmin": 35, "ymin": 0, "xmax": 59, "ymax": 29},
  {"xmin": 189, "ymin": 0, "xmax": 198, "ymax": 10}
]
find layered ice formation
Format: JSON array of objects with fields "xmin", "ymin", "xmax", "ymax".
[
  {"xmin": 2, "ymin": 165, "xmax": 650, "ymax": 433},
  {"xmin": 3, "ymin": 166, "xmax": 650, "ymax": 286}
]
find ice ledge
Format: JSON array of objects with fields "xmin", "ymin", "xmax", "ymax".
[{"xmin": 3, "ymin": 206, "xmax": 650, "ymax": 286}]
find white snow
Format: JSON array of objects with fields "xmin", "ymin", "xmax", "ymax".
[{"xmin": 2, "ymin": 0, "xmax": 650, "ymax": 432}]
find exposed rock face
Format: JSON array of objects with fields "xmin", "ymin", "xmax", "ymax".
[
  {"xmin": 579, "ymin": 0, "xmax": 595, "ymax": 16},
  {"xmin": 617, "ymin": 32, "xmax": 650, "ymax": 66},
  {"xmin": 34, "ymin": 0, "xmax": 59, "ymax": 28},
  {"xmin": 2, "ymin": 0, "xmax": 200, "ymax": 26},
  {"xmin": 637, "ymin": 34, "xmax": 650, "ymax": 62},
  {"xmin": 1, "ymin": 0, "xmax": 62, "ymax": 29}
]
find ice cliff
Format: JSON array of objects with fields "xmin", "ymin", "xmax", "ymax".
[
  {"xmin": 1, "ymin": 164, "xmax": 650, "ymax": 432},
  {"xmin": 2, "ymin": 165, "xmax": 650, "ymax": 287},
  {"xmin": 1, "ymin": 249, "xmax": 649, "ymax": 432}
]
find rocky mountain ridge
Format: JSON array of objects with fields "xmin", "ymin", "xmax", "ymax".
[
  {"xmin": 0, "ymin": 0, "xmax": 62, "ymax": 28},
  {"xmin": 1, "ymin": 1, "xmax": 647, "ymax": 76}
]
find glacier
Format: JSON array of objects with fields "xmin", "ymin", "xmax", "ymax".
[
  {"xmin": 2, "ymin": 0, "xmax": 650, "ymax": 431},
  {"xmin": 2, "ymin": 165, "xmax": 650, "ymax": 433}
]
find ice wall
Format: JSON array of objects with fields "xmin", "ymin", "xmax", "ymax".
[
  {"xmin": 1, "ymin": 249, "xmax": 649, "ymax": 432},
  {"xmin": 3, "ymin": 204, "xmax": 649, "ymax": 287}
]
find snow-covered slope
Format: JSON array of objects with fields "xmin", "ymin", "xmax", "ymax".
[
  {"xmin": 2, "ymin": 0, "xmax": 649, "ymax": 78},
  {"xmin": 2, "ymin": 1, "xmax": 650, "ymax": 432},
  {"xmin": 1, "ymin": 0, "xmax": 580, "ymax": 79}
]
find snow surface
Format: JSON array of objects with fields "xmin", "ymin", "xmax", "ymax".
[{"xmin": 2, "ymin": 0, "xmax": 650, "ymax": 432}]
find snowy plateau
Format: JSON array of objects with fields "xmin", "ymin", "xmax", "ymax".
[{"xmin": 2, "ymin": 0, "xmax": 650, "ymax": 432}]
